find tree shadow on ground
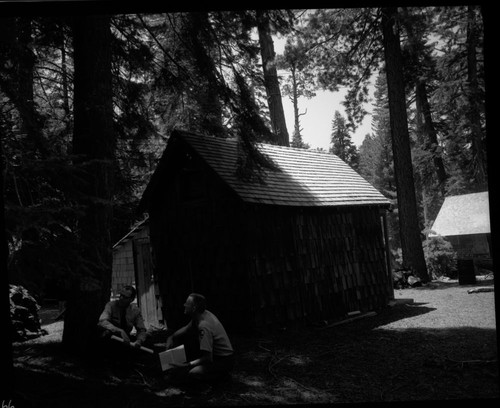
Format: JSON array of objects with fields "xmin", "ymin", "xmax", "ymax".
[{"xmin": 244, "ymin": 324, "xmax": 499, "ymax": 404}]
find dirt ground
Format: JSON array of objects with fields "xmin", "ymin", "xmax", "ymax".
[{"xmin": 10, "ymin": 276, "xmax": 499, "ymax": 407}]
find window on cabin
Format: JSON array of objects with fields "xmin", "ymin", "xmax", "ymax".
[{"xmin": 179, "ymin": 153, "xmax": 205, "ymax": 201}]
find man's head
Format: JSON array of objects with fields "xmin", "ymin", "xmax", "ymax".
[
  {"xmin": 118, "ymin": 285, "xmax": 136, "ymax": 307},
  {"xmin": 183, "ymin": 293, "xmax": 206, "ymax": 317}
]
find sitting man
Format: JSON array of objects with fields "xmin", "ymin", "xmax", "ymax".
[
  {"xmin": 165, "ymin": 293, "xmax": 234, "ymax": 389},
  {"xmin": 97, "ymin": 285, "xmax": 148, "ymax": 355}
]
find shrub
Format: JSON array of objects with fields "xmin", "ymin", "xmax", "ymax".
[{"xmin": 422, "ymin": 234, "xmax": 457, "ymax": 279}]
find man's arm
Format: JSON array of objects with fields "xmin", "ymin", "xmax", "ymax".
[
  {"xmin": 132, "ymin": 310, "xmax": 148, "ymax": 345},
  {"xmin": 188, "ymin": 350, "xmax": 213, "ymax": 367},
  {"xmin": 165, "ymin": 320, "xmax": 192, "ymax": 349}
]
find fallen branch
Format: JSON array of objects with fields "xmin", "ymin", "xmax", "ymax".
[
  {"xmin": 268, "ymin": 353, "xmax": 293, "ymax": 376},
  {"xmin": 279, "ymin": 374, "xmax": 325, "ymax": 393},
  {"xmin": 134, "ymin": 368, "xmax": 151, "ymax": 387},
  {"xmin": 320, "ymin": 311, "xmax": 377, "ymax": 329},
  {"xmin": 467, "ymin": 287, "xmax": 494, "ymax": 294},
  {"xmin": 258, "ymin": 344, "xmax": 272, "ymax": 353},
  {"xmin": 445, "ymin": 356, "xmax": 497, "ymax": 367}
]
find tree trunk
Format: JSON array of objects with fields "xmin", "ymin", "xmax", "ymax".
[
  {"xmin": 187, "ymin": 12, "xmax": 225, "ymax": 137},
  {"xmin": 0, "ymin": 121, "xmax": 15, "ymax": 402},
  {"xmin": 466, "ymin": 5, "xmax": 487, "ymax": 188},
  {"xmin": 381, "ymin": 7, "xmax": 429, "ymax": 282},
  {"xmin": 415, "ymin": 81, "xmax": 447, "ymax": 190},
  {"xmin": 256, "ymin": 10, "xmax": 289, "ymax": 146},
  {"xmin": 400, "ymin": 8, "xmax": 447, "ymax": 194},
  {"xmin": 60, "ymin": 35, "xmax": 71, "ymax": 120},
  {"xmin": 63, "ymin": 15, "xmax": 115, "ymax": 356},
  {"xmin": 291, "ymin": 65, "xmax": 301, "ymax": 140},
  {"xmin": 414, "ymin": 94, "xmax": 430, "ymax": 227},
  {"xmin": 415, "ymin": 80, "xmax": 446, "ymax": 223}
]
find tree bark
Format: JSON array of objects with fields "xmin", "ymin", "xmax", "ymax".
[
  {"xmin": 291, "ymin": 65, "xmax": 301, "ymax": 140},
  {"xmin": 400, "ymin": 8, "xmax": 447, "ymax": 193},
  {"xmin": 60, "ymin": 35, "xmax": 71, "ymax": 120},
  {"xmin": 63, "ymin": 14, "xmax": 115, "ymax": 355},
  {"xmin": 466, "ymin": 5, "xmax": 487, "ymax": 188},
  {"xmin": 256, "ymin": 10, "xmax": 290, "ymax": 146},
  {"xmin": 415, "ymin": 80, "xmax": 447, "ymax": 190},
  {"xmin": 415, "ymin": 80, "xmax": 446, "ymax": 223},
  {"xmin": 0, "ymin": 118, "xmax": 15, "ymax": 403},
  {"xmin": 381, "ymin": 7, "xmax": 429, "ymax": 282},
  {"xmin": 1, "ymin": 22, "xmax": 20, "ymax": 395}
]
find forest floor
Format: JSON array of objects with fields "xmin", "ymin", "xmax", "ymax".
[{"xmin": 9, "ymin": 275, "xmax": 499, "ymax": 408}]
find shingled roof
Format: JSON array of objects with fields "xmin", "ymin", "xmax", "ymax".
[
  {"xmin": 173, "ymin": 130, "xmax": 390, "ymax": 208},
  {"xmin": 429, "ymin": 191, "xmax": 490, "ymax": 237}
]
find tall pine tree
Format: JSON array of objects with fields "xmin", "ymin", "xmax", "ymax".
[
  {"xmin": 330, "ymin": 110, "xmax": 358, "ymax": 170},
  {"xmin": 381, "ymin": 7, "xmax": 429, "ymax": 282},
  {"xmin": 62, "ymin": 14, "xmax": 115, "ymax": 355}
]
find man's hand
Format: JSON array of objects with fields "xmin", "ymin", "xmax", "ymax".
[
  {"xmin": 165, "ymin": 336, "xmax": 174, "ymax": 350},
  {"xmin": 170, "ymin": 361, "xmax": 190, "ymax": 368},
  {"xmin": 130, "ymin": 341, "xmax": 142, "ymax": 349},
  {"xmin": 119, "ymin": 329, "xmax": 131, "ymax": 343}
]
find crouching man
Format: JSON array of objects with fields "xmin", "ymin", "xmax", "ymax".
[{"xmin": 165, "ymin": 293, "xmax": 234, "ymax": 391}]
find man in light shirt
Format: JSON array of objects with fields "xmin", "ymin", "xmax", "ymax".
[
  {"xmin": 165, "ymin": 293, "xmax": 234, "ymax": 386},
  {"xmin": 97, "ymin": 285, "xmax": 148, "ymax": 349}
]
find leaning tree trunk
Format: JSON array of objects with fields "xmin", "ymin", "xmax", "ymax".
[
  {"xmin": 415, "ymin": 80, "xmax": 447, "ymax": 189},
  {"xmin": 256, "ymin": 9, "xmax": 290, "ymax": 147},
  {"xmin": 415, "ymin": 80, "xmax": 447, "ymax": 223},
  {"xmin": 62, "ymin": 14, "xmax": 115, "ymax": 356},
  {"xmin": 381, "ymin": 7, "xmax": 429, "ymax": 282}
]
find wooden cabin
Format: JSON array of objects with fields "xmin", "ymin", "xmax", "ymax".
[
  {"xmin": 111, "ymin": 217, "xmax": 164, "ymax": 329},
  {"xmin": 139, "ymin": 130, "xmax": 393, "ymax": 332},
  {"xmin": 429, "ymin": 191, "xmax": 491, "ymax": 275}
]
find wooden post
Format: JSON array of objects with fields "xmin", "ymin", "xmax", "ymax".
[{"xmin": 381, "ymin": 209, "xmax": 394, "ymax": 300}]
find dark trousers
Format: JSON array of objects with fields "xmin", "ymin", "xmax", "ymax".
[
  {"xmin": 92, "ymin": 326, "xmax": 146, "ymax": 366},
  {"xmin": 169, "ymin": 325, "xmax": 234, "ymax": 384},
  {"xmin": 173, "ymin": 324, "xmax": 201, "ymax": 362}
]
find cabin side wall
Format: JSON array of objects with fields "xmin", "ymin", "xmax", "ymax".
[
  {"xmin": 447, "ymin": 233, "xmax": 491, "ymax": 260},
  {"xmin": 246, "ymin": 205, "xmax": 392, "ymax": 328}
]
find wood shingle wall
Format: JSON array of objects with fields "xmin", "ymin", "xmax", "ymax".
[
  {"xmin": 246, "ymin": 205, "xmax": 391, "ymax": 329},
  {"xmin": 111, "ymin": 221, "xmax": 149, "ymax": 298},
  {"xmin": 111, "ymin": 241, "xmax": 136, "ymax": 298}
]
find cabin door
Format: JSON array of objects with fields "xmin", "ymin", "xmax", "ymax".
[{"xmin": 133, "ymin": 237, "xmax": 162, "ymax": 328}]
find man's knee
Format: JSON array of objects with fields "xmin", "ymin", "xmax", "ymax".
[{"xmin": 188, "ymin": 365, "xmax": 206, "ymax": 381}]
